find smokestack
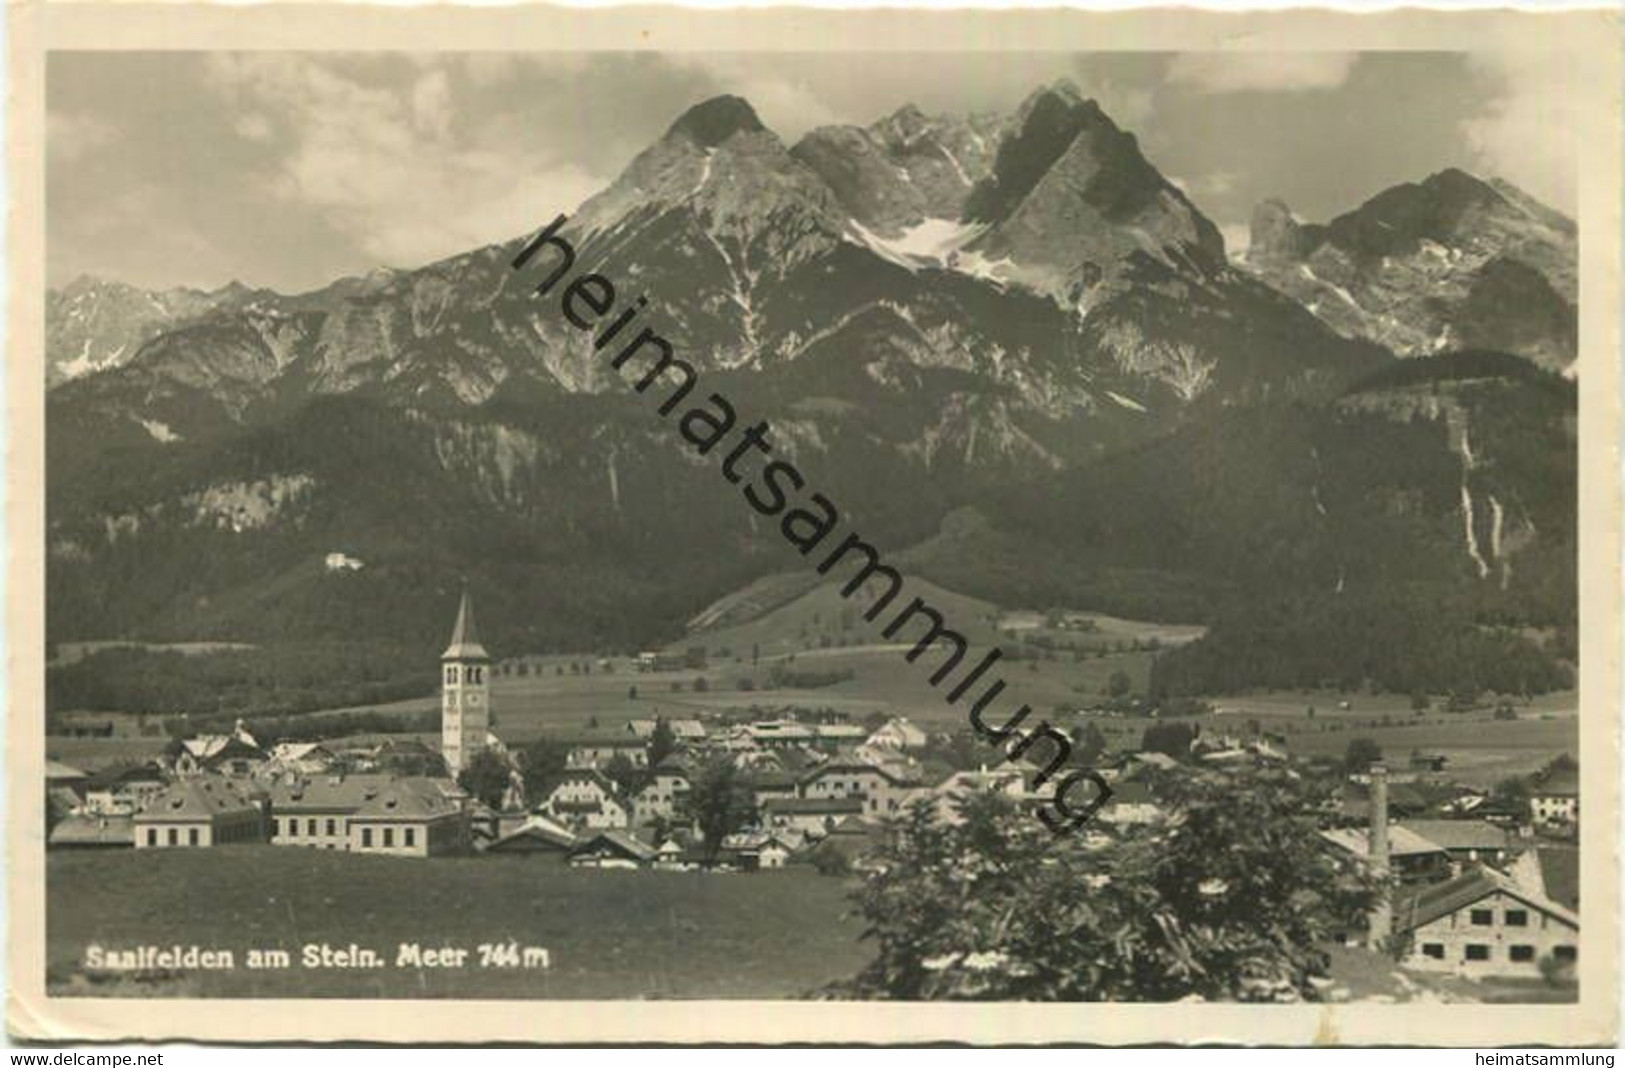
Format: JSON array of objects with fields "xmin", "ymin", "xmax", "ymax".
[{"xmin": 1367, "ymin": 762, "xmax": 1392, "ymax": 948}]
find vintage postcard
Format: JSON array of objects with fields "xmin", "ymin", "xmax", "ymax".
[{"xmin": 6, "ymin": 1, "xmax": 1621, "ymax": 1046}]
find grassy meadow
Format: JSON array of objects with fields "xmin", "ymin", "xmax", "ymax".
[{"xmin": 47, "ymin": 849, "xmax": 869, "ymax": 999}]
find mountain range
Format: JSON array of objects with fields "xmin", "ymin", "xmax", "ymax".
[{"xmin": 44, "ymin": 81, "xmax": 1578, "ymax": 697}]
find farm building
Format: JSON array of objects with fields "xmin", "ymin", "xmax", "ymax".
[
  {"xmin": 1394, "ymin": 865, "xmax": 1578, "ymax": 980},
  {"xmin": 485, "ymin": 815, "xmax": 578, "ymax": 860},
  {"xmin": 48, "ymin": 813, "xmax": 135, "ymax": 850}
]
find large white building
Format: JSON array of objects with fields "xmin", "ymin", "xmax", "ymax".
[{"xmin": 440, "ymin": 589, "xmax": 490, "ymax": 777}]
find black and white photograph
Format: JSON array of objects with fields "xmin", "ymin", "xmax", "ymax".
[{"xmin": 8, "ymin": 3, "xmax": 1621, "ymax": 1047}]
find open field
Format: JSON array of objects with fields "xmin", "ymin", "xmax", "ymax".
[{"xmin": 47, "ymin": 849, "xmax": 869, "ymax": 999}]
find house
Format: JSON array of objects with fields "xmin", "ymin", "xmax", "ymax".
[
  {"xmin": 626, "ymin": 718, "xmax": 707, "ymax": 742},
  {"xmin": 562, "ymin": 730, "xmax": 650, "ymax": 770},
  {"xmin": 1097, "ymin": 781, "xmax": 1161, "ymax": 826},
  {"xmin": 748, "ymin": 721, "xmax": 819, "ymax": 750},
  {"xmin": 80, "ymin": 763, "xmax": 168, "ymax": 816},
  {"xmin": 722, "ymin": 830, "xmax": 798, "ymax": 871},
  {"xmin": 631, "ymin": 760, "xmax": 692, "ymax": 825},
  {"xmin": 265, "ymin": 774, "xmax": 397, "ymax": 850},
  {"xmin": 762, "ymin": 796, "xmax": 864, "ymax": 837},
  {"xmin": 347, "ymin": 777, "xmax": 470, "ymax": 857},
  {"xmin": 536, "ymin": 768, "xmax": 630, "ymax": 830},
  {"xmin": 1530, "ymin": 768, "xmax": 1579, "ymax": 827},
  {"xmin": 45, "ymin": 759, "xmax": 90, "ymax": 793},
  {"xmin": 1394, "ymin": 865, "xmax": 1578, "ymax": 979},
  {"xmin": 1509, "ymin": 847, "xmax": 1580, "ymax": 912},
  {"xmin": 865, "ymin": 717, "xmax": 928, "ymax": 751},
  {"xmin": 133, "ymin": 777, "xmax": 264, "ymax": 848},
  {"xmin": 1398, "ymin": 820, "xmax": 1517, "ymax": 868},
  {"xmin": 568, "ymin": 829, "xmax": 657, "ymax": 869},
  {"xmin": 48, "ymin": 813, "xmax": 135, "ymax": 850},
  {"xmin": 371, "ymin": 738, "xmax": 448, "ymax": 777},
  {"xmin": 798, "ymin": 757, "xmax": 920, "ymax": 819},
  {"xmin": 929, "ymin": 767, "xmax": 1052, "ymax": 824},
  {"xmin": 811, "ymin": 723, "xmax": 867, "ymax": 748},
  {"xmin": 747, "ymin": 768, "xmax": 802, "ymax": 810},
  {"xmin": 172, "ymin": 721, "xmax": 268, "ymax": 778},
  {"xmin": 1409, "ymin": 752, "xmax": 1450, "ymax": 773},
  {"xmin": 264, "ymin": 742, "xmax": 338, "ymax": 777},
  {"xmin": 485, "ymin": 814, "xmax": 578, "ymax": 859},
  {"xmin": 1320, "ymin": 825, "xmax": 1452, "ymax": 885}
]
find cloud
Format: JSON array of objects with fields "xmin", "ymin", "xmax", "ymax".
[
  {"xmin": 1461, "ymin": 53, "xmax": 1576, "ymax": 213},
  {"xmin": 47, "ymin": 111, "xmax": 118, "ymax": 162},
  {"xmin": 203, "ymin": 54, "xmax": 602, "ymax": 270},
  {"xmin": 1166, "ymin": 53, "xmax": 1357, "ymax": 94}
]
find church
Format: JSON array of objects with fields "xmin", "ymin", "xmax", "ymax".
[{"xmin": 440, "ymin": 588, "xmax": 491, "ymax": 777}]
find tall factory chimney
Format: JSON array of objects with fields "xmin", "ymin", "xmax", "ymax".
[{"xmin": 1367, "ymin": 762, "xmax": 1392, "ymax": 949}]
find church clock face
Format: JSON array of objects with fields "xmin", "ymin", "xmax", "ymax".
[{"xmin": 468, "ymin": 693, "xmax": 482, "ymax": 706}]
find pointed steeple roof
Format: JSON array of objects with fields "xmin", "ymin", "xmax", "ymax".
[{"xmin": 442, "ymin": 587, "xmax": 489, "ymax": 661}]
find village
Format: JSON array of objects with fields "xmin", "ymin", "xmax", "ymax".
[{"xmin": 43, "ymin": 591, "xmax": 1581, "ymax": 993}]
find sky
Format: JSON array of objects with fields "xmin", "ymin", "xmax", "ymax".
[{"xmin": 47, "ymin": 50, "xmax": 1577, "ymax": 293}]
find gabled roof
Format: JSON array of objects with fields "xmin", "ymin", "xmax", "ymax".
[
  {"xmin": 45, "ymin": 759, "xmax": 89, "ymax": 781},
  {"xmin": 350, "ymin": 777, "xmax": 464, "ymax": 821},
  {"xmin": 570, "ymin": 829, "xmax": 656, "ymax": 862},
  {"xmin": 82, "ymin": 762, "xmax": 167, "ymax": 790},
  {"xmin": 442, "ymin": 588, "xmax": 489, "ymax": 661},
  {"xmin": 1398, "ymin": 819, "xmax": 1512, "ymax": 852},
  {"xmin": 1533, "ymin": 769, "xmax": 1579, "ymax": 798},
  {"xmin": 1320, "ymin": 824, "xmax": 1450, "ymax": 860},
  {"xmin": 763, "ymin": 796, "xmax": 864, "ymax": 816},
  {"xmin": 135, "ymin": 778, "xmax": 258, "ymax": 822},
  {"xmin": 49, "ymin": 814, "xmax": 135, "ymax": 847},
  {"xmin": 1395, "ymin": 865, "xmax": 1578, "ymax": 933},
  {"xmin": 488, "ymin": 815, "xmax": 577, "ymax": 852}
]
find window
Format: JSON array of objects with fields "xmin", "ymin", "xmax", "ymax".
[
  {"xmin": 405, "ymin": 828, "xmax": 416, "ymax": 848},
  {"xmin": 1510, "ymin": 945, "xmax": 1535, "ymax": 963},
  {"xmin": 1504, "ymin": 909, "xmax": 1528, "ymax": 927},
  {"xmin": 188, "ymin": 828, "xmax": 199, "ymax": 847},
  {"xmin": 1554, "ymin": 946, "xmax": 1577, "ymax": 963},
  {"xmin": 1422, "ymin": 943, "xmax": 1445, "ymax": 959},
  {"xmin": 308, "ymin": 818, "xmax": 318, "ymax": 837},
  {"xmin": 445, "ymin": 666, "xmax": 457, "ymax": 685},
  {"xmin": 383, "ymin": 828, "xmax": 394, "ymax": 848},
  {"xmin": 1465, "ymin": 944, "xmax": 1490, "ymax": 961},
  {"xmin": 167, "ymin": 828, "xmax": 178, "ymax": 846},
  {"xmin": 327, "ymin": 818, "xmax": 337, "ymax": 836},
  {"xmin": 146, "ymin": 828, "xmax": 158, "ymax": 847},
  {"xmin": 362, "ymin": 828, "xmax": 373, "ymax": 848},
  {"xmin": 1470, "ymin": 909, "xmax": 1493, "ymax": 926}
]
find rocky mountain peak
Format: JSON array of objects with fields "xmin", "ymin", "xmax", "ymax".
[
  {"xmin": 1247, "ymin": 198, "xmax": 1307, "ymax": 266},
  {"xmin": 667, "ymin": 94, "xmax": 767, "ymax": 149}
]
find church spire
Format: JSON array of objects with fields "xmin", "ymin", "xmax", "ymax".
[{"xmin": 442, "ymin": 587, "xmax": 488, "ymax": 661}]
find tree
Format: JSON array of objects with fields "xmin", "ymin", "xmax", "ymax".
[
  {"xmin": 603, "ymin": 753, "xmax": 650, "ymax": 799},
  {"xmin": 1141, "ymin": 722, "xmax": 1196, "ymax": 758},
  {"xmin": 679, "ymin": 757, "xmax": 755, "ymax": 862},
  {"xmin": 628, "ymin": 685, "xmax": 639, "ymax": 700},
  {"xmin": 648, "ymin": 717, "xmax": 678, "ymax": 768},
  {"xmin": 1343, "ymin": 737, "xmax": 1383, "ymax": 775},
  {"xmin": 1107, "ymin": 670, "xmax": 1132, "ymax": 698},
  {"xmin": 519, "ymin": 736, "xmax": 569, "ymax": 799},
  {"xmin": 1410, "ymin": 690, "xmax": 1430, "ymax": 713},
  {"xmin": 834, "ymin": 768, "xmax": 1374, "ymax": 1001},
  {"xmin": 1070, "ymin": 722, "xmax": 1108, "ymax": 765},
  {"xmin": 457, "ymin": 749, "xmax": 511, "ymax": 811}
]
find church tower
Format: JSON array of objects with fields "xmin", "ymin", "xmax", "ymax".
[{"xmin": 440, "ymin": 588, "xmax": 490, "ymax": 778}]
